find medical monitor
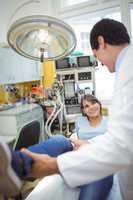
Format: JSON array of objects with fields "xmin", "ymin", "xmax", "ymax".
[
  {"xmin": 55, "ymin": 57, "xmax": 70, "ymax": 70},
  {"xmin": 77, "ymin": 56, "xmax": 90, "ymax": 68}
]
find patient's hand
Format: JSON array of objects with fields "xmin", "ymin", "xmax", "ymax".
[
  {"xmin": 21, "ymin": 149, "xmax": 59, "ymax": 178},
  {"xmin": 70, "ymin": 139, "xmax": 89, "ymax": 150}
]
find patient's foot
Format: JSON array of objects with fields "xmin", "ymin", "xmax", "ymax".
[
  {"xmin": 0, "ymin": 141, "xmax": 22, "ymax": 197},
  {"xmin": 11, "ymin": 149, "xmax": 33, "ymax": 179}
]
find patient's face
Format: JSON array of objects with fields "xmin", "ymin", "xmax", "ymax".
[{"xmin": 82, "ymin": 100, "xmax": 101, "ymax": 118}]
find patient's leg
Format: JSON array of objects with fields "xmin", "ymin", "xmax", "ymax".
[
  {"xmin": 28, "ymin": 135, "xmax": 73, "ymax": 156},
  {"xmin": 2, "ymin": 135, "xmax": 73, "ymax": 179},
  {"xmin": 79, "ymin": 175, "xmax": 113, "ymax": 200},
  {"xmin": 0, "ymin": 135, "xmax": 73, "ymax": 197},
  {"xmin": 20, "ymin": 135, "xmax": 73, "ymax": 177}
]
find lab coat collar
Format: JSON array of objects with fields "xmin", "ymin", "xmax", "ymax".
[{"xmin": 115, "ymin": 46, "xmax": 129, "ymax": 77}]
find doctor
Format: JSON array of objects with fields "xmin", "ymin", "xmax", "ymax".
[{"xmin": 24, "ymin": 18, "xmax": 133, "ymax": 200}]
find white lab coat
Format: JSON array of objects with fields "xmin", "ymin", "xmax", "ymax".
[{"xmin": 57, "ymin": 45, "xmax": 133, "ymax": 200}]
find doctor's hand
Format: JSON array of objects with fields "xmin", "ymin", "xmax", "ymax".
[
  {"xmin": 70, "ymin": 139, "xmax": 89, "ymax": 150},
  {"xmin": 21, "ymin": 149, "xmax": 59, "ymax": 178}
]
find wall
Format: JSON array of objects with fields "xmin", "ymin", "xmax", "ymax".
[
  {"xmin": 0, "ymin": 47, "xmax": 40, "ymax": 84},
  {"xmin": 58, "ymin": 0, "xmax": 133, "ymax": 36},
  {"xmin": 0, "ymin": 0, "xmax": 55, "ymax": 44}
]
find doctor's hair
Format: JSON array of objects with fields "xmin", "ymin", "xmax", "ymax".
[
  {"xmin": 90, "ymin": 18, "xmax": 130, "ymax": 50},
  {"xmin": 80, "ymin": 94, "xmax": 102, "ymax": 116}
]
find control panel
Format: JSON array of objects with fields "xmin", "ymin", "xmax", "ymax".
[
  {"xmin": 62, "ymin": 74, "xmax": 75, "ymax": 81},
  {"xmin": 78, "ymin": 71, "xmax": 92, "ymax": 81}
]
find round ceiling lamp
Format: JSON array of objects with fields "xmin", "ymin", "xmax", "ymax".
[{"xmin": 7, "ymin": 15, "xmax": 77, "ymax": 61}]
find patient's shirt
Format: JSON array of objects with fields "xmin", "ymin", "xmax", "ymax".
[{"xmin": 75, "ymin": 116, "xmax": 108, "ymax": 140}]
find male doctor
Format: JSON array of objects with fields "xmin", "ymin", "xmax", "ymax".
[
  {"xmin": 1, "ymin": 19, "xmax": 133, "ymax": 200},
  {"xmin": 24, "ymin": 18, "xmax": 133, "ymax": 200}
]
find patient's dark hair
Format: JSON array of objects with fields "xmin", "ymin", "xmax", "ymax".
[
  {"xmin": 81, "ymin": 94, "xmax": 102, "ymax": 116},
  {"xmin": 90, "ymin": 18, "xmax": 130, "ymax": 50}
]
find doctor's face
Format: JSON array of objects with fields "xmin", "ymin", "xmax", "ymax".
[
  {"xmin": 93, "ymin": 49, "xmax": 115, "ymax": 73},
  {"xmin": 82, "ymin": 100, "xmax": 101, "ymax": 118},
  {"xmin": 92, "ymin": 36, "xmax": 115, "ymax": 73}
]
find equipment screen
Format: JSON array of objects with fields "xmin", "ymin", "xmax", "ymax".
[
  {"xmin": 55, "ymin": 57, "xmax": 70, "ymax": 69},
  {"xmin": 77, "ymin": 56, "xmax": 90, "ymax": 67}
]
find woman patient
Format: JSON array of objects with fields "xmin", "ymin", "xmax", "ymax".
[
  {"xmin": 0, "ymin": 95, "xmax": 113, "ymax": 199},
  {"xmin": 75, "ymin": 95, "xmax": 112, "ymax": 200},
  {"xmin": 76, "ymin": 94, "xmax": 108, "ymax": 140}
]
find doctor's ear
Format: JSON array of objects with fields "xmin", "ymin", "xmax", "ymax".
[{"xmin": 98, "ymin": 36, "xmax": 106, "ymax": 49}]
